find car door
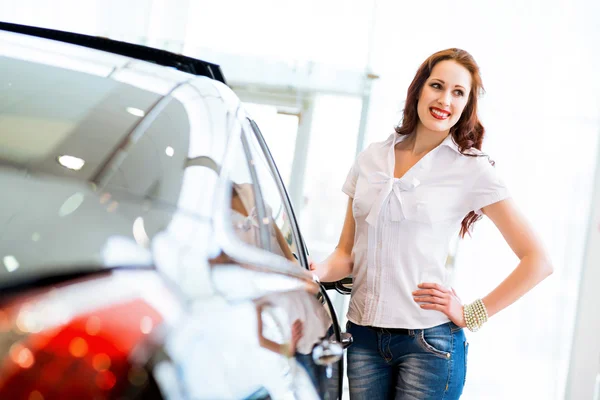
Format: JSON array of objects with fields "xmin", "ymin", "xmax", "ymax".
[{"xmin": 241, "ymin": 117, "xmax": 349, "ymax": 400}]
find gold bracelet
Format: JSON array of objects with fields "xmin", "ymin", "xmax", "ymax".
[
  {"xmin": 463, "ymin": 299, "xmax": 489, "ymax": 332},
  {"xmin": 464, "ymin": 303, "xmax": 477, "ymax": 332},
  {"xmin": 474, "ymin": 299, "xmax": 489, "ymax": 326}
]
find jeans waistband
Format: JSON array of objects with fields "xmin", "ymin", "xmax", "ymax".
[{"xmin": 365, "ymin": 325, "xmax": 410, "ymax": 335}]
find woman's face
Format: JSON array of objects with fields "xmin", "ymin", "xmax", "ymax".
[{"xmin": 416, "ymin": 60, "xmax": 472, "ymax": 134}]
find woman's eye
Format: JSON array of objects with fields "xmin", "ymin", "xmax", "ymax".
[
  {"xmin": 453, "ymin": 90, "xmax": 464, "ymax": 97},
  {"xmin": 430, "ymin": 83, "xmax": 441, "ymax": 89}
]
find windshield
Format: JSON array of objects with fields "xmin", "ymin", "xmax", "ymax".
[
  {"xmin": 0, "ymin": 50, "xmax": 234, "ymax": 290},
  {"xmin": 0, "ymin": 56, "xmax": 161, "ymax": 177}
]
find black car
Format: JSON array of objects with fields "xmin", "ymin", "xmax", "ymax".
[{"xmin": 0, "ymin": 22, "xmax": 350, "ymax": 399}]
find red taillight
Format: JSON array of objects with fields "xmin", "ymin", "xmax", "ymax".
[{"xmin": 0, "ymin": 298, "xmax": 163, "ymax": 399}]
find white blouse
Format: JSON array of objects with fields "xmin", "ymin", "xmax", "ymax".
[
  {"xmin": 343, "ymin": 133, "xmax": 509, "ymax": 329},
  {"xmin": 231, "ymin": 183, "xmax": 286, "ymax": 258}
]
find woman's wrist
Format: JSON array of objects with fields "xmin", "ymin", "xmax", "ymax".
[
  {"xmin": 458, "ymin": 306, "xmax": 467, "ymax": 328},
  {"xmin": 462, "ymin": 299, "xmax": 489, "ymax": 332}
]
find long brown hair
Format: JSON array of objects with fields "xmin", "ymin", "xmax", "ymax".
[{"xmin": 394, "ymin": 48, "xmax": 489, "ymax": 237}]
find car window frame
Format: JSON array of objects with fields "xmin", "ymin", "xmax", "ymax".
[
  {"xmin": 211, "ymin": 106, "xmax": 313, "ymax": 281},
  {"xmin": 243, "ymin": 117, "xmax": 307, "ymax": 268},
  {"xmin": 246, "ymin": 117, "xmax": 345, "ymax": 397},
  {"xmin": 238, "ymin": 125, "xmax": 272, "ymax": 251}
]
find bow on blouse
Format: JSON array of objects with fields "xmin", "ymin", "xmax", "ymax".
[
  {"xmin": 232, "ymin": 207, "xmax": 259, "ymax": 232},
  {"xmin": 365, "ymin": 171, "xmax": 420, "ymax": 225}
]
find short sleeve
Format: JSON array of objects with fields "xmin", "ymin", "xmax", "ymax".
[
  {"xmin": 342, "ymin": 158, "xmax": 359, "ymax": 198},
  {"xmin": 470, "ymin": 158, "xmax": 510, "ymax": 215}
]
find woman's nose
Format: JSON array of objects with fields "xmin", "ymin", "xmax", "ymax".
[{"xmin": 437, "ymin": 91, "xmax": 452, "ymax": 107}]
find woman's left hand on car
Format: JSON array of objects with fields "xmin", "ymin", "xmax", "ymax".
[{"xmin": 413, "ymin": 283, "xmax": 466, "ymax": 328}]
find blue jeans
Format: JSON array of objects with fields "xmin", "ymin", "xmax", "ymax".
[
  {"xmin": 295, "ymin": 352, "xmax": 339, "ymax": 399},
  {"xmin": 346, "ymin": 321, "xmax": 468, "ymax": 400},
  {"xmin": 296, "ymin": 325, "xmax": 339, "ymax": 399}
]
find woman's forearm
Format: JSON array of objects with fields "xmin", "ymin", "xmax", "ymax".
[
  {"xmin": 314, "ymin": 248, "xmax": 353, "ymax": 283},
  {"xmin": 312, "ymin": 197, "xmax": 356, "ymax": 282},
  {"xmin": 482, "ymin": 253, "xmax": 553, "ymax": 318}
]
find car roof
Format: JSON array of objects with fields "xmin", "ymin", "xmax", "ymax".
[
  {"xmin": 0, "ymin": 21, "xmax": 240, "ymax": 180},
  {"xmin": 0, "ymin": 21, "xmax": 227, "ymax": 84}
]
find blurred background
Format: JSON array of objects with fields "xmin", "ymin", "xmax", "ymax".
[{"xmin": 1, "ymin": 0, "xmax": 599, "ymax": 399}]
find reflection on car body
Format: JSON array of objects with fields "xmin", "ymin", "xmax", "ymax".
[{"xmin": 0, "ymin": 22, "xmax": 347, "ymax": 399}]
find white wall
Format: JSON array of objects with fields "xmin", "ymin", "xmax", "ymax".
[
  {"xmin": 566, "ymin": 139, "xmax": 600, "ymax": 399},
  {"xmin": 0, "ymin": 0, "xmax": 188, "ymax": 50}
]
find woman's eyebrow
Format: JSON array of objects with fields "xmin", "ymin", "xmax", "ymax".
[{"xmin": 430, "ymin": 78, "xmax": 466, "ymax": 90}]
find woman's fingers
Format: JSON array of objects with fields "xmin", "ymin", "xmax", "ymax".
[
  {"xmin": 415, "ymin": 284, "xmax": 465, "ymax": 326},
  {"xmin": 418, "ymin": 282, "xmax": 449, "ymax": 292},
  {"xmin": 412, "ymin": 289, "xmax": 446, "ymax": 298},
  {"xmin": 413, "ymin": 296, "xmax": 448, "ymax": 305},
  {"xmin": 418, "ymin": 303, "xmax": 444, "ymax": 311},
  {"xmin": 291, "ymin": 320, "xmax": 303, "ymax": 340}
]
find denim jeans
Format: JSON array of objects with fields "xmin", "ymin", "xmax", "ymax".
[
  {"xmin": 295, "ymin": 325, "xmax": 339, "ymax": 399},
  {"xmin": 295, "ymin": 352, "xmax": 339, "ymax": 400},
  {"xmin": 346, "ymin": 321, "xmax": 468, "ymax": 400}
]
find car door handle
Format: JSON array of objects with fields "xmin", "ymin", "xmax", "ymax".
[
  {"xmin": 321, "ymin": 277, "xmax": 353, "ymax": 295},
  {"xmin": 340, "ymin": 332, "xmax": 353, "ymax": 349}
]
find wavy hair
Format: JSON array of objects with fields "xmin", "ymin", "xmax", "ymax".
[{"xmin": 394, "ymin": 48, "xmax": 489, "ymax": 237}]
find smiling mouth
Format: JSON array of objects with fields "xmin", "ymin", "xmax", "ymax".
[{"xmin": 430, "ymin": 107, "xmax": 450, "ymax": 120}]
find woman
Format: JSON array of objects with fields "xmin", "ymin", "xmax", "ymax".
[{"xmin": 310, "ymin": 48, "xmax": 553, "ymax": 399}]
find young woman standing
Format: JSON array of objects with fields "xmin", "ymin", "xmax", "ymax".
[{"xmin": 310, "ymin": 48, "xmax": 553, "ymax": 400}]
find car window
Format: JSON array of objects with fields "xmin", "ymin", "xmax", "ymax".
[
  {"xmin": 232, "ymin": 118, "xmax": 343, "ymax": 399},
  {"xmin": 0, "ymin": 65, "xmax": 237, "ymax": 291},
  {"xmin": 102, "ymin": 84, "xmax": 232, "ymax": 219},
  {"xmin": 93, "ymin": 84, "xmax": 235, "ymax": 297},
  {"xmin": 221, "ymin": 123, "xmax": 268, "ymax": 250},
  {"xmin": 241, "ymin": 119, "xmax": 303, "ymax": 266}
]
